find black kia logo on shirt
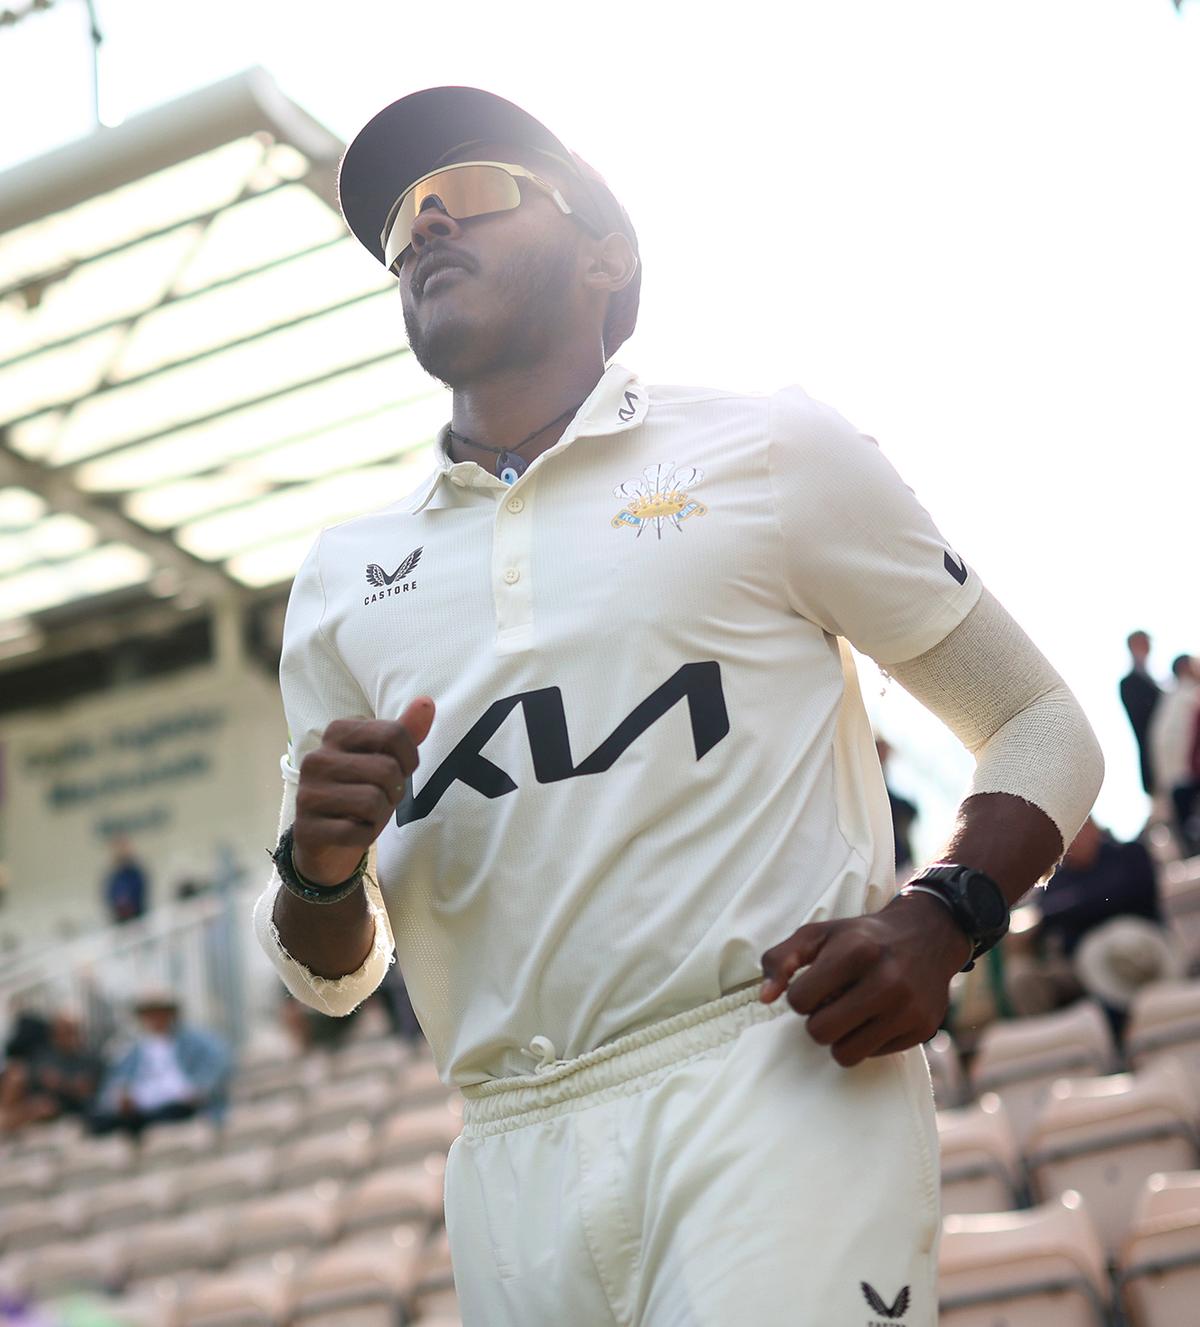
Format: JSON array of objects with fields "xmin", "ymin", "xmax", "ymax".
[{"xmin": 396, "ymin": 661, "xmax": 729, "ymax": 826}]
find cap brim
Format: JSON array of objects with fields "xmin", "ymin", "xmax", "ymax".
[{"xmin": 337, "ymin": 87, "xmax": 576, "ymax": 267}]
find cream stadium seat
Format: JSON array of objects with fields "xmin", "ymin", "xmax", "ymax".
[
  {"xmin": 88, "ymin": 1293, "xmax": 180, "ymax": 1326},
  {"xmin": 970, "ymin": 1001, "xmax": 1116, "ymax": 1149},
  {"xmin": 121, "ymin": 1209, "xmax": 234, "ymax": 1285},
  {"xmin": 337, "ymin": 1160, "xmax": 445, "ymax": 1236},
  {"xmin": 6, "ymin": 1112, "xmax": 85, "ymax": 1164},
  {"xmin": 219, "ymin": 1095, "xmax": 304, "ymax": 1156},
  {"xmin": 939, "ymin": 1190, "xmax": 1111, "ymax": 1326},
  {"xmin": 81, "ymin": 1169, "xmax": 180, "ymax": 1233},
  {"xmin": 329, "ymin": 1035, "xmax": 409, "ymax": 1082},
  {"xmin": 288, "ymin": 1226, "xmax": 425, "ymax": 1325},
  {"xmin": 174, "ymin": 1145, "xmax": 277, "ymax": 1212},
  {"xmin": 297, "ymin": 1072, "xmax": 396, "ymax": 1138},
  {"xmin": 223, "ymin": 1183, "xmax": 342, "ymax": 1272},
  {"xmin": 1116, "ymin": 1170, "xmax": 1200, "ymax": 1327},
  {"xmin": 374, "ymin": 1101, "xmax": 462, "ymax": 1169},
  {"xmin": 175, "ymin": 1265, "xmax": 291, "ymax": 1326},
  {"xmin": 408, "ymin": 1286, "xmax": 461, "ymax": 1322},
  {"xmin": 926, "ymin": 1029, "xmax": 967, "ymax": 1110},
  {"xmin": 396, "ymin": 1055, "xmax": 456, "ymax": 1108},
  {"xmin": 140, "ymin": 1115, "xmax": 221, "ymax": 1172},
  {"xmin": 414, "ymin": 1224, "xmax": 456, "ymax": 1300},
  {"xmin": 4, "ymin": 1230, "xmax": 128, "ymax": 1302},
  {"xmin": 1160, "ymin": 857, "xmax": 1200, "ymax": 973},
  {"xmin": 272, "ymin": 1121, "xmax": 374, "ymax": 1191},
  {"xmin": 1126, "ymin": 978, "xmax": 1200, "ymax": 1086},
  {"xmin": 0, "ymin": 1191, "xmax": 85, "ymax": 1255},
  {"xmin": 229, "ymin": 1050, "xmax": 329, "ymax": 1106},
  {"xmin": 56, "ymin": 1131, "xmax": 139, "ymax": 1191},
  {"xmin": 937, "ymin": 1092, "xmax": 1023, "ymax": 1215},
  {"xmin": 1025, "ymin": 1058, "xmax": 1199, "ymax": 1259},
  {"xmin": 0, "ymin": 1152, "xmax": 56, "ymax": 1205}
]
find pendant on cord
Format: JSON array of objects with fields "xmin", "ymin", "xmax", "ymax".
[{"xmin": 497, "ymin": 451, "xmax": 526, "ymax": 485}]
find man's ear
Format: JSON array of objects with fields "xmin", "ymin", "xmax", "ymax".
[{"xmin": 583, "ymin": 231, "xmax": 638, "ymax": 295}]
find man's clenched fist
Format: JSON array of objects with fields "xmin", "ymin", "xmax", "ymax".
[{"xmin": 292, "ymin": 697, "xmax": 435, "ymax": 885}]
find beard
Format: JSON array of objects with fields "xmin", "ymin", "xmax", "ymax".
[{"xmin": 401, "ymin": 233, "xmax": 580, "ymax": 387}]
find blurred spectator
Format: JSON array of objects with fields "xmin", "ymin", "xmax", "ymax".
[
  {"xmin": 1119, "ymin": 629, "xmax": 1162, "ymax": 795},
  {"xmin": 1150, "ymin": 654, "xmax": 1200, "ymax": 854},
  {"xmin": 1074, "ymin": 915, "xmax": 1185, "ymax": 1041},
  {"xmin": 374, "ymin": 960, "xmax": 424, "ymax": 1045},
  {"xmin": 88, "ymin": 987, "xmax": 231, "ymax": 1137},
  {"xmin": 875, "ymin": 737, "xmax": 919, "ymax": 878},
  {"xmin": 1035, "ymin": 816, "xmax": 1161, "ymax": 958},
  {"xmin": 102, "ymin": 836, "xmax": 150, "ymax": 925},
  {"xmin": 0, "ymin": 1007, "xmax": 103, "ymax": 1135}
]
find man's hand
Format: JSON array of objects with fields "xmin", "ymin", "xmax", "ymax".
[
  {"xmin": 292, "ymin": 697, "xmax": 435, "ymax": 886},
  {"xmin": 759, "ymin": 893, "xmax": 974, "ymax": 1067}
]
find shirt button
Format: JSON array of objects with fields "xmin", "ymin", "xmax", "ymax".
[
  {"xmin": 503, "ymin": 568, "xmax": 520, "ymax": 585},
  {"xmin": 506, "ymin": 496, "xmax": 525, "ymax": 514}
]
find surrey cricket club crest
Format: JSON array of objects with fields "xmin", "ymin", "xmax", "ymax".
[{"xmin": 611, "ymin": 462, "xmax": 707, "ymax": 540}]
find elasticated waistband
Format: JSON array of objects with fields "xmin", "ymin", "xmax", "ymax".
[{"xmin": 458, "ymin": 981, "xmax": 780, "ymax": 1137}]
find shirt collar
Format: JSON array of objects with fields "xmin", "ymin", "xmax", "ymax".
[{"xmin": 403, "ymin": 363, "xmax": 647, "ymax": 513}]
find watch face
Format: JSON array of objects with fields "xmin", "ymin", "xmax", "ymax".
[{"xmin": 964, "ymin": 873, "xmax": 1009, "ymax": 930}]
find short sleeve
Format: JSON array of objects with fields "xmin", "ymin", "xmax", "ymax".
[
  {"xmin": 767, "ymin": 386, "xmax": 982, "ymax": 666},
  {"xmin": 279, "ymin": 533, "xmax": 374, "ymax": 779}
]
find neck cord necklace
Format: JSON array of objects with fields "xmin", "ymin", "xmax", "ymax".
[{"xmin": 447, "ymin": 400, "xmax": 585, "ymax": 485}]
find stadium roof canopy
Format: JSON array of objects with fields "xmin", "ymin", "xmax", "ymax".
[{"xmin": 0, "ymin": 68, "xmax": 441, "ymax": 672}]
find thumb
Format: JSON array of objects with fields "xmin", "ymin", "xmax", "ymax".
[
  {"xmin": 400, "ymin": 696, "xmax": 436, "ymax": 746},
  {"xmin": 760, "ymin": 923, "xmax": 832, "ymax": 1002}
]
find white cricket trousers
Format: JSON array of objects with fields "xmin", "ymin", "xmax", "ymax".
[{"xmin": 445, "ymin": 982, "xmax": 942, "ymax": 1327}]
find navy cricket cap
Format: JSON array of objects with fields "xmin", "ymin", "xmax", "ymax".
[{"xmin": 337, "ymin": 86, "xmax": 641, "ymax": 355}]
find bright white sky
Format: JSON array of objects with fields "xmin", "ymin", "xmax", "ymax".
[{"xmin": 2, "ymin": 0, "xmax": 1197, "ymax": 855}]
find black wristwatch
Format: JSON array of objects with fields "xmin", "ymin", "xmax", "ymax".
[{"xmin": 899, "ymin": 863, "xmax": 1010, "ymax": 972}]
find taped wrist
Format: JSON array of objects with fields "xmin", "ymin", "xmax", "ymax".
[{"xmin": 886, "ymin": 587, "xmax": 1104, "ymax": 870}]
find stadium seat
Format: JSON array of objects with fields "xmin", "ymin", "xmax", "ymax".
[
  {"xmin": 1126, "ymin": 978, "xmax": 1200, "ymax": 1084},
  {"xmin": 936, "ymin": 1092, "xmax": 1023, "ymax": 1215},
  {"xmin": 219, "ymin": 1096, "xmax": 305, "ymax": 1156},
  {"xmin": 6, "ymin": 1113, "xmax": 85, "ymax": 1163},
  {"xmin": 81, "ymin": 1169, "xmax": 180, "ymax": 1232},
  {"xmin": 140, "ymin": 1115, "xmax": 221, "ymax": 1172},
  {"xmin": 926, "ymin": 1030, "xmax": 966, "ymax": 1110},
  {"xmin": 175, "ymin": 1265, "xmax": 291, "ymax": 1326},
  {"xmin": 970, "ymin": 1001, "xmax": 1116, "ymax": 1148},
  {"xmin": 1110, "ymin": 1169, "xmax": 1200, "ymax": 1326},
  {"xmin": 56, "ymin": 1131, "xmax": 139, "ymax": 1191},
  {"xmin": 1160, "ymin": 857, "xmax": 1200, "ymax": 973},
  {"xmin": 272, "ymin": 1120, "xmax": 374, "ymax": 1191},
  {"xmin": 0, "ymin": 1191, "xmax": 85, "ymax": 1255},
  {"xmin": 230, "ymin": 1051, "xmax": 329, "ymax": 1106},
  {"xmin": 224, "ymin": 1182, "xmax": 343, "ymax": 1270},
  {"xmin": 414, "ymin": 1224, "xmax": 455, "ymax": 1300},
  {"xmin": 329, "ymin": 1035, "xmax": 409, "ymax": 1081},
  {"xmin": 1025, "ymin": 1058, "xmax": 1199, "ymax": 1258},
  {"xmin": 337, "ymin": 1159, "xmax": 445, "ymax": 1235},
  {"xmin": 397, "ymin": 1056, "xmax": 456, "ymax": 1108},
  {"xmin": 374, "ymin": 1102, "xmax": 462, "ymax": 1169},
  {"xmin": 297, "ymin": 1071, "xmax": 396, "ymax": 1137},
  {"xmin": 77, "ymin": 1293, "xmax": 179, "ymax": 1327},
  {"xmin": 939, "ymin": 1190, "xmax": 1111, "ymax": 1325},
  {"xmin": 121, "ymin": 1209, "xmax": 234, "ymax": 1285},
  {"xmin": 174, "ymin": 1145, "xmax": 277, "ymax": 1212},
  {"xmin": 3, "ymin": 1230, "xmax": 127, "ymax": 1302},
  {"xmin": 288, "ymin": 1226, "xmax": 424, "ymax": 1325},
  {"xmin": 409, "ymin": 1286, "xmax": 461, "ymax": 1321},
  {"xmin": 0, "ymin": 1152, "xmax": 56, "ymax": 1205}
]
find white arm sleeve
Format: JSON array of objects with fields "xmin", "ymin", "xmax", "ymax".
[
  {"xmin": 251, "ymin": 534, "xmax": 397, "ymax": 1017},
  {"xmin": 887, "ymin": 586, "xmax": 1105, "ymax": 870}
]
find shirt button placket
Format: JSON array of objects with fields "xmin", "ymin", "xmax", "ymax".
[{"xmin": 494, "ymin": 483, "xmax": 533, "ymax": 644}]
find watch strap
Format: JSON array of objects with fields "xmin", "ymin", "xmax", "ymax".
[{"xmin": 270, "ymin": 824, "xmax": 367, "ymax": 906}]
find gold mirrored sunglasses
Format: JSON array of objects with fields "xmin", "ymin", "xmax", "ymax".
[{"xmin": 381, "ymin": 160, "xmax": 602, "ymax": 274}]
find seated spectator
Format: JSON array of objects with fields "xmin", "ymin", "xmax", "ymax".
[
  {"xmin": 0, "ymin": 1006, "xmax": 102, "ymax": 1135},
  {"xmin": 1034, "ymin": 816, "xmax": 1161, "ymax": 959},
  {"xmin": 89, "ymin": 987, "xmax": 231, "ymax": 1137}
]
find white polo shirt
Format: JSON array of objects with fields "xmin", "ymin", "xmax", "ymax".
[{"xmin": 257, "ymin": 362, "xmax": 982, "ymax": 1085}]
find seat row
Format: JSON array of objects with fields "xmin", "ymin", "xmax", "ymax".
[
  {"xmin": 939, "ymin": 1174, "xmax": 1200, "ymax": 1327},
  {"xmin": 0, "ymin": 1088, "xmax": 462, "ymax": 1207},
  {"xmin": 2, "ymin": 1223, "xmax": 459, "ymax": 1327}
]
